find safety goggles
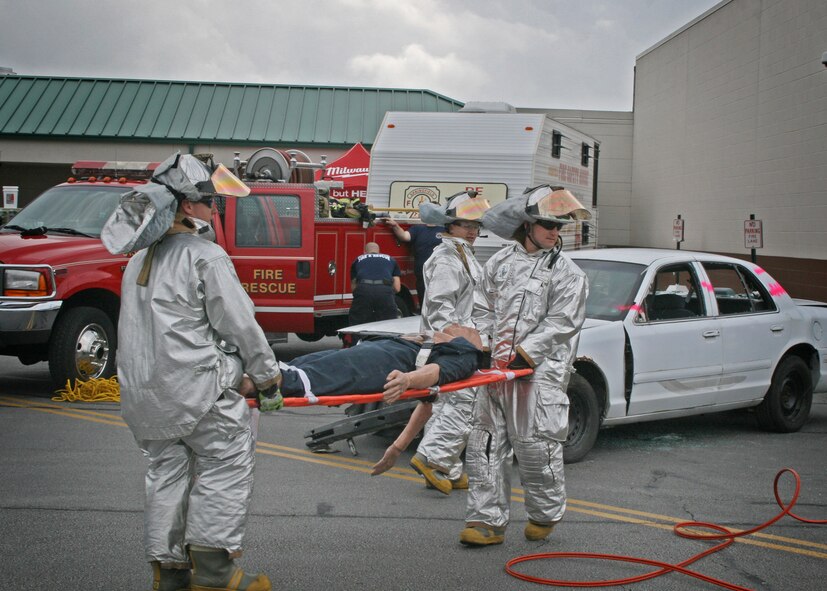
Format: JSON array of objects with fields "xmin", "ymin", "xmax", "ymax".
[
  {"xmin": 534, "ymin": 219, "xmax": 564, "ymax": 231},
  {"xmin": 195, "ymin": 196, "xmax": 214, "ymax": 208},
  {"xmin": 452, "ymin": 220, "xmax": 482, "ymax": 231}
]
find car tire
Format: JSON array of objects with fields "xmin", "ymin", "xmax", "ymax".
[
  {"xmin": 48, "ymin": 306, "xmax": 117, "ymax": 389},
  {"xmin": 563, "ymin": 374, "xmax": 600, "ymax": 464},
  {"xmin": 296, "ymin": 332, "xmax": 325, "ymax": 342},
  {"xmin": 755, "ymin": 356, "xmax": 812, "ymax": 433},
  {"xmin": 395, "ymin": 294, "xmax": 412, "ymax": 318}
]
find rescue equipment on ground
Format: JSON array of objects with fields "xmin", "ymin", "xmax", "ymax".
[
  {"xmin": 52, "ymin": 376, "xmax": 120, "ymax": 403},
  {"xmin": 505, "ymin": 468, "xmax": 826, "ymax": 589}
]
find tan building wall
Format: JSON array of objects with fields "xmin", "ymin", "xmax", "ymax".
[{"xmin": 631, "ymin": 0, "xmax": 827, "ymax": 298}]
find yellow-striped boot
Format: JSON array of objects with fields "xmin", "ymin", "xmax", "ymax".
[{"xmin": 188, "ymin": 545, "xmax": 271, "ymax": 591}]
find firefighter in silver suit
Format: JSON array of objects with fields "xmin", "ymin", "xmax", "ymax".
[
  {"xmin": 460, "ymin": 186, "xmax": 590, "ymax": 546},
  {"xmin": 407, "ymin": 191, "xmax": 491, "ymax": 494},
  {"xmin": 102, "ymin": 153, "xmax": 280, "ymax": 591}
]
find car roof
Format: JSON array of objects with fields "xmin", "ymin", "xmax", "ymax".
[{"xmin": 568, "ymin": 247, "xmax": 751, "ymax": 267}]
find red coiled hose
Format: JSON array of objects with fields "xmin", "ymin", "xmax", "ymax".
[{"xmin": 506, "ymin": 468, "xmax": 825, "ymax": 589}]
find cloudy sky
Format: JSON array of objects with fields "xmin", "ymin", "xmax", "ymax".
[{"xmin": 1, "ymin": 0, "xmax": 721, "ymax": 111}]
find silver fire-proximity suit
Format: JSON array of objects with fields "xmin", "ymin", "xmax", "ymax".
[
  {"xmin": 118, "ymin": 225, "xmax": 280, "ymax": 566},
  {"xmin": 466, "ymin": 242, "xmax": 587, "ymax": 529},
  {"xmin": 416, "ymin": 236, "xmax": 482, "ymax": 480}
]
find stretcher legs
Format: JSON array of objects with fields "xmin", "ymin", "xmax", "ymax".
[{"xmin": 303, "ymin": 401, "xmax": 419, "ymax": 454}]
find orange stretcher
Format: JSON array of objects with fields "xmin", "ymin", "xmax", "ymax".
[
  {"xmin": 252, "ymin": 368, "xmax": 533, "ymax": 455},
  {"xmin": 246, "ymin": 368, "xmax": 533, "ymax": 408}
]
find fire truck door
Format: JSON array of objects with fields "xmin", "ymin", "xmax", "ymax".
[{"xmin": 225, "ymin": 192, "xmax": 315, "ymax": 334}]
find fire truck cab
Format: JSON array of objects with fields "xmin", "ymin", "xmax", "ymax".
[{"xmin": 0, "ymin": 153, "xmax": 416, "ymax": 388}]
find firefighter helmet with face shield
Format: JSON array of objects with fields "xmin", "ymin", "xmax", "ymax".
[
  {"xmin": 523, "ymin": 185, "xmax": 590, "ymax": 225},
  {"xmin": 419, "ymin": 190, "xmax": 491, "ymax": 226}
]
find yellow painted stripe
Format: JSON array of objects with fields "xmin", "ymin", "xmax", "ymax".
[
  {"xmin": 3, "ymin": 395, "xmax": 824, "ymax": 558},
  {"xmin": 0, "ymin": 397, "xmax": 126, "ymax": 427}
]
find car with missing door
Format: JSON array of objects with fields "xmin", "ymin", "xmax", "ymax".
[{"xmin": 340, "ymin": 248, "xmax": 827, "ymax": 462}]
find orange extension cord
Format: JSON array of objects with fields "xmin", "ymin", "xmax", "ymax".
[{"xmin": 506, "ymin": 468, "xmax": 826, "ymax": 590}]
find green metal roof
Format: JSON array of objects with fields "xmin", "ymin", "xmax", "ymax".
[{"xmin": 0, "ymin": 75, "xmax": 464, "ymax": 147}]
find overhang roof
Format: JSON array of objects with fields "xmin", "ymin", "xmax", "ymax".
[{"xmin": 0, "ymin": 75, "xmax": 464, "ymax": 147}]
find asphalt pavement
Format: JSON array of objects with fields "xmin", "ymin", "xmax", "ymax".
[{"xmin": 1, "ymin": 338, "xmax": 825, "ymax": 591}]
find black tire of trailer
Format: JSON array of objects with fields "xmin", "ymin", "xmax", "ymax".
[
  {"xmin": 563, "ymin": 373, "xmax": 600, "ymax": 464},
  {"xmin": 755, "ymin": 355, "xmax": 813, "ymax": 433},
  {"xmin": 48, "ymin": 306, "xmax": 117, "ymax": 390}
]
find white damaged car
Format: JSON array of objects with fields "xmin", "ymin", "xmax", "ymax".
[{"xmin": 340, "ymin": 248, "xmax": 827, "ymax": 463}]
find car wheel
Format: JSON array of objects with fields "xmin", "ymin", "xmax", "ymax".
[
  {"xmin": 296, "ymin": 332, "xmax": 325, "ymax": 342},
  {"xmin": 395, "ymin": 295, "xmax": 412, "ymax": 318},
  {"xmin": 48, "ymin": 306, "xmax": 117, "ymax": 389},
  {"xmin": 755, "ymin": 356, "xmax": 812, "ymax": 433},
  {"xmin": 563, "ymin": 374, "xmax": 600, "ymax": 464}
]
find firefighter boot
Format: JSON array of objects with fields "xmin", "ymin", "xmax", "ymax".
[
  {"xmin": 524, "ymin": 520, "xmax": 557, "ymax": 541},
  {"xmin": 410, "ymin": 452, "xmax": 452, "ymax": 495},
  {"xmin": 459, "ymin": 524, "xmax": 505, "ymax": 546},
  {"xmin": 425, "ymin": 471, "xmax": 469, "ymax": 491},
  {"xmin": 188, "ymin": 545, "xmax": 271, "ymax": 591},
  {"xmin": 151, "ymin": 562, "xmax": 190, "ymax": 591},
  {"xmin": 451, "ymin": 472, "xmax": 469, "ymax": 489}
]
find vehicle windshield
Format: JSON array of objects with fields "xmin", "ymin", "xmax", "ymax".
[
  {"xmin": 573, "ymin": 259, "xmax": 647, "ymax": 321},
  {"xmin": 1, "ymin": 185, "xmax": 128, "ymax": 237}
]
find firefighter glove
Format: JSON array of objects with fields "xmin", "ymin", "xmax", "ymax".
[
  {"xmin": 507, "ymin": 350, "xmax": 532, "ymax": 370},
  {"xmin": 258, "ymin": 384, "xmax": 284, "ymax": 412}
]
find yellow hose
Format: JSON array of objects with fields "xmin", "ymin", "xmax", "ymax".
[{"xmin": 52, "ymin": 376, "xmax": 121, "ymax": 403}]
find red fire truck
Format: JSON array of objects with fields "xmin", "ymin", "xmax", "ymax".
[{"xmin": 0, "ymin": 149, "xmax": 417, "ymax": 388}]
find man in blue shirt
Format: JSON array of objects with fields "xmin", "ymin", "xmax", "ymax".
[
  {"xmin": 349, "ymin": 242, "xmax": 401, "ymax": 325},
  {"xmin": 384, "ymin": 218, "xmax": 442, "ymax": 305}
]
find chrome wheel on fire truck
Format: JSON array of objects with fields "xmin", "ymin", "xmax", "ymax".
[{"xmin": 48, "ymin": 306, "xmax": 117, "ymax": 388}]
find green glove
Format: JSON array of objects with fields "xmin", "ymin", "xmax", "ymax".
[{"xmin": 258, "ymin": 389, "xmax": 284, "ymax": 412}]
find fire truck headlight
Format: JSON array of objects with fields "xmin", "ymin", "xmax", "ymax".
[{"xmin": 3, "ymin": 269, "xmax": 49, "ymax": 297}]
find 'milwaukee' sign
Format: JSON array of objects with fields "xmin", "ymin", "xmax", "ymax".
[{"xmin": 316, "ymin": 143, "xmax": 370, "ymax": 200}]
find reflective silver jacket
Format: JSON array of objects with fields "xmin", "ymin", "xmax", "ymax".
[
  {"xmin": 420, "ymin": 237, "xmax": 482, "ymax": 332},
  {"xmin": 118, "ymin": 232, "xmax": 280, "ymax": 440},
  {"xmin": 473, "ymin": 243, "xmax": 588, "ymax": 389}
]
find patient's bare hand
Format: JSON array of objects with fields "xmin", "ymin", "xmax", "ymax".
[
  {"xmin": 371, "ymin": 443, "xmax": 403, "ymax": 476},
  {"xmin": 239, "ymin": 375, "xmax": 256, "ymax": 397},
  {"xmin": 383, "ymin": 370, "xmax": 411, "ymax": 403}
]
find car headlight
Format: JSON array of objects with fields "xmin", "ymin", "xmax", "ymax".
[{"xmin": 3, "ymin": 268, "xmax": 51, "ymax": 297}]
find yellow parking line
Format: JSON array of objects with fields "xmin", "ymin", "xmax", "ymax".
[
  {"xmin": 3, "ymin": 396, "xmax": 824, "ymax": 558},
  {"xmin": 0, "ymin": 396, "xmax": 125, "ymax": 427}
]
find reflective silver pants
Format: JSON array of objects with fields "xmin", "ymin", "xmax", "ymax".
[
  {"xmin": 138, "ymin": 391, "xmax": 255, "ymax": 565},
  {"xmin": 416, "ymin": 387, "xmax": 476, "ymax": 480},
  {"xmin": 465, "ymin": 382, "xmax": 567, "ymax": 529}
]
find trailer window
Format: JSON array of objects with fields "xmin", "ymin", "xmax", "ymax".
[{"xmin": 236, "ymin": 195, "xmax": 302, "ymax": 248}]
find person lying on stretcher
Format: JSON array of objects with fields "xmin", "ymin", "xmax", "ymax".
[{"xmin": 240, "ymin": 324, "xmax": 483, "ymax": 403}]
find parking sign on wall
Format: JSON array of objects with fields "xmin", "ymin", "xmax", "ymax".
[
  {"xmin": 744, "ymin": 219, "xmax": 763, "ymax": 249},
  {"xmin": 672, "ymin": 218, "xmax": 684, "ymax": 242}
]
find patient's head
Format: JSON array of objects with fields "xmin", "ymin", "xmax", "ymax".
[{"xmin": 435, "ymin": 324, "xmax": 482, "ymax": 350}]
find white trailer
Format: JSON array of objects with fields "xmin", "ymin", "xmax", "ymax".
[{"xmin": 366, "ymin": 103, "xmax": 599, "ymax": 260}]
